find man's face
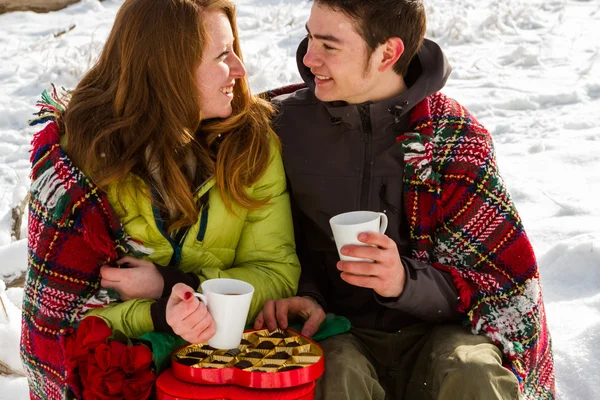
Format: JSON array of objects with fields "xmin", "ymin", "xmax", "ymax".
[{"xmin": 303, "ymin": 3, "xmax": 383, "ymax": 104}]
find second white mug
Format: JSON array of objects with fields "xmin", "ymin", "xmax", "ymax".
[{"xmin": 329, "ymin": 211, "xmax": 388, "ymax": 262}]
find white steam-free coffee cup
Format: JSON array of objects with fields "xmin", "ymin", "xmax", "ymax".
[
  {"xmin": 193, "ymin": 278, "xmax": 254, "ymax": 349},
  {"xmin": 329, "ymin": 211, "xmax": 389, "ymax": 262}
]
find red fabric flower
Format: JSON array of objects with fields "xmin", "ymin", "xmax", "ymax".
[
  {"xmin": 60, "ymin": 329, "xmax": 83, "ymax": 398},
  {"xmin": 72, "ymin": 316, "xmax": 112, "ymax": 361},
  {"xmin": 86, "ymin": 357, "xmax": 126, "ymax": 395},
  {"xmin": 82, "ymin": 386, "xmax": 116, "ymax": 400},
  {"xmin": 61, "ymin": 316, "xmax": 156, "ymax": 400},
  {"xmin": 122, "ymin": 369, "xmax": 155, "ymax": 400},
  {"xmin": 121, "ymin": 344, "xmax": 153, "ymax": 374},
  {"xmin": 94, "ymin": 341, "xmax": 128, "ymax": 371}
]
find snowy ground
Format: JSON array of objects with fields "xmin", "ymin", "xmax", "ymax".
[{"xmin": 1, "ymin": 0, "xmax": 599, "ymax": 398}]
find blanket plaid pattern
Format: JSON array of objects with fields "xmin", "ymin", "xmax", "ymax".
[
  {"xmin": 20, "ymin": 121, "xmax": 130, "ymax": 399},
  {"xmin": 401, "ymin": 92, "xmax": 555, "ymax": 399}
]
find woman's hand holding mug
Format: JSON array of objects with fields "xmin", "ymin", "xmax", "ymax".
[{"xmin": 166, "ymin": 283, "xmax": 216, "ymax": 343}]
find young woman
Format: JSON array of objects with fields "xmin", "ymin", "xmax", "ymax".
[{"xmin": 21, "ymin": 0, "xmax": 300, "ymax": 398}]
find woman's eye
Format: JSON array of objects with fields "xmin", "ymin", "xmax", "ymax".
[{"xmin": 218, "ymin": 51, "xmax": 229, "ymax": 59}]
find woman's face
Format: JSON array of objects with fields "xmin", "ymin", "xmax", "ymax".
[{"xmin": 195, "ymin": 10, "xmax": 246, "ymax": 120}]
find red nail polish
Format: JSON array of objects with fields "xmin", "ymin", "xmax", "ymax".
[{"xmin": 184, "ymin": 292, "xmax": 193, "ymax": 300}]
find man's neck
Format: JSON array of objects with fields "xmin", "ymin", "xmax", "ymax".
[{"xmin": 352, "ymin": 73, "xmax": 408, "ymax": 105}]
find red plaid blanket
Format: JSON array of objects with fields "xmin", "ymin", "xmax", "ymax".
[
  {"xmin": 21, "ymin": 121, "xmax": 130, "ymax": 399},
  {"xmin": 401, "ymin": 92, "xmax": 555, "ymax": 399}
]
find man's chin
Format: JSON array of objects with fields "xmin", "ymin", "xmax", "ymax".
[{"xmin": 314, "ymin": 88, "xmax": 337, "ymax": 103}]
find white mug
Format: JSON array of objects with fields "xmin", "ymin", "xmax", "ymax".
[
  {"xmin": 329, "ymin": 211, "xmax": 388, "ymax": 262},
  {"xmin": 193, "ymin": 278, "xmax": 254, "ymax": 349}
]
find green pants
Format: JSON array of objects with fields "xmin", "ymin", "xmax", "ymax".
[{"xmin": 315, "ymin": 323, "xmax": 519, "ymax": 400}]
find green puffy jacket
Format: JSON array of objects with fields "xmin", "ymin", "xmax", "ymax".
[{"xmin": 86, "ymin": 139, "xmax": 301, "ymax": 337}]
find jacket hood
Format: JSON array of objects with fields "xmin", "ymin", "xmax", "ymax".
[{"xmin": 295, "ymin": 37, "xmax": 452, "ymax": 125}]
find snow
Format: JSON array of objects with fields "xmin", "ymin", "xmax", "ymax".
[
  {"xmin": 0, "ymin": 280, "xmax": 24, "ymax": 373},
  {"xmin": 0, "ymin": 240, "xmax": 27, "ymax": 283},
  {"xmin": 1, "ymin": 0, "xmax": 599, "ymax": 398}
]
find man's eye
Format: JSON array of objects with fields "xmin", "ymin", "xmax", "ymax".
[{"xmin": 323, "ymin": 43, "xmax": 335, "ymax": 50}]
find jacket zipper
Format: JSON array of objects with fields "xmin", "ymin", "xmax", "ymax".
[
  {"xmin": 375, "ymin": 307, "xmax": 386, "ymax": 331},
  {"xmin": 358, "ymin": 105, "xmax": 372, "ymax": 210},
  {"xmin": 358, "ymin": 105, "xmax": 387, "ymax": 331},
  {"xmin": 151, "ymin": 178, "xmax": 212, "ymax": 266},
  {"xmin": 151, "ymin": 202, "xmax": 185, "ymax": 267}
]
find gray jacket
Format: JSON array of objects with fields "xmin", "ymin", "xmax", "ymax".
[{"xmin": 273, "ymin": 38, "xmax": 461, "ymax": 331}]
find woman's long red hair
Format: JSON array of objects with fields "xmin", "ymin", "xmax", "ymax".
[{"xmin": 63, "ymin": 0, "xmax": 276, "ymax": 232}]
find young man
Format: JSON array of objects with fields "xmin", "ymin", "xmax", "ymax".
[{"xmin": 254, "ymin": 1, "xmax": 555, "ymax": 399}]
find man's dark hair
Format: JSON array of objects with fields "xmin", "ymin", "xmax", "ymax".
[{"xmin": 314, "ymin": 0, "xmax": 426, "ymax": 77}]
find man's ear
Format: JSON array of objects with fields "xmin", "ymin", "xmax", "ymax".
[{"xmin": 378, "ymin": 37, "xmax": 404, "ymax": 72}]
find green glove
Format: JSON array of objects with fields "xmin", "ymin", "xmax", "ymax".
[
  {"xmin": 289, "ymin": 313, "xmax": 351, "ymax": 342},
  {"xmin": 139, "ymin": 331, "xmax": 187, "ymax": 373}
]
